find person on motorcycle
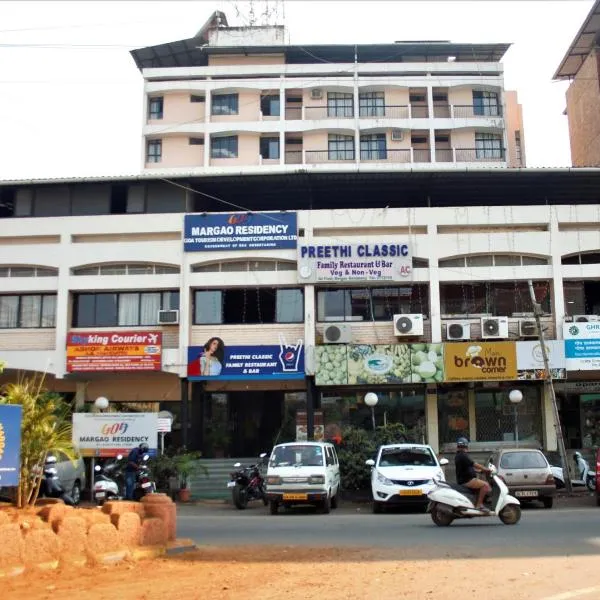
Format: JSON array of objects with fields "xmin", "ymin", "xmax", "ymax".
[
  {"xmin": 455, "ymin": 437, "xmax": 492, "ymax": 511},
  {"xmin": 125, "ymin": 442, "xmax": 149, "ymax": 500},
  {"xmin": 574, "ymin": 451, "xmax": 587, "ymax": 480}
]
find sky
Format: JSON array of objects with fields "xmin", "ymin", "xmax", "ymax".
[{"xmin": 0, "ymin": 0, "xmax": 593, "ymax": 181}]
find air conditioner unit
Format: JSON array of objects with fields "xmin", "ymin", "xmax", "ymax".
[
  {"xmin": 519, "ymin": 319, "xmax": 538, "ymax": 337},
  {"xmin": 445, "ymin": 321, "xmax": 471, "ymax": 341},
  {"xmin": 391, "ymin": 129, "xmax": 404, "ymax": 141},
  {"xmin": 573, "ymin": 314, "xmax": 600, "ymax": 323},
  {"xmin": 311, "ymin": 88, "xmax": 323, "ymax": 100},
  {"xmin": 480, "ymin": 316, "xmax": 509, "ymax": 339},
  {"xmin": 323, "ymin": 323, "xmax": 351, "ymax": 344},
  {"xmin": 393, "ymin": 314, "xmax": 424, "ymax": 337},
  {"xmin": 158, "ymin": 309, "xmax": 179, "ymax": 325}
]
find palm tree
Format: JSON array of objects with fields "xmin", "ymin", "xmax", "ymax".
[{"xmin": 0, "ymin": 374, "xmax": 76, "ymax": 508}]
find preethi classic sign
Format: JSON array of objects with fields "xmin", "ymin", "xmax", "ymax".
[{"xmin": 297, "ymin": 242, "xmax": 412, "ymax": 283}]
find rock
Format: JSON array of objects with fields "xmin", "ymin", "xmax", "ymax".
[
  {"xmin": 23, "ymin": 528, "xmax": 61, "ymax": 571},
  {"xmin": 111, "ymin": 512, "xmax": 141, "ymax": 548},
  {"xmin": 139, "ymin": 517, "xmax": 168, "ymax": 547},
  {"xmin": 86, "ymin": 523, "xmax": 127, "ymax": 565},
  {"xmin": 0, "ymin": 524, "xmax": 25, "ymax": 575}
]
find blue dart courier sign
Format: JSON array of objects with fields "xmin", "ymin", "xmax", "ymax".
[
  {"xmin": 297, "ymin": 242, "xmax": 412, "ymax": 283},
  {"xmin": 0, "ymin": 404, "xmax": 22, "ymax": 487},
  {"xmin": 184, "ymin": 212, "xmax": 297, "ymax": 251}
]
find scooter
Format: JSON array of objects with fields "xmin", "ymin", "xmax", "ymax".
[
  {"xmin": 40, "ymin": 455, "xmax": 76, "ymax": 506},
  {"xmin": 93, "ymin": 454, "xmax": 124, "ymax": 505},
  {"xmin": 427, "ymin": 465, "xmax": 521, "ymax": 526},
  {"xmin": 551, "ymin": 452, "xmax": 596, "ymax": 491},
  {"xmin": 227, "ymin": 453, "xmax": 268, "ymax": 509},
  {"xmin": 133, "ymin": 455, "xmax": 156, "ymax": 501}
]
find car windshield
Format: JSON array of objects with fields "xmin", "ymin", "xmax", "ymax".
[
  {"xmin": 378, "ymin": 447, "xmax": 436, "ymax": 467},
  {"xmin": 500, "ymin": 451, "xmax": 548, "ymax": 469},
  {"xmin": 270, "ymin": 445, "xmax": 325, "ymax": 468}
]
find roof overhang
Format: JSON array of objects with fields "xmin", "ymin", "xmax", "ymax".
[{"xmin": 554, "ymin": 0, "xmax": 600, "ymax": 80}]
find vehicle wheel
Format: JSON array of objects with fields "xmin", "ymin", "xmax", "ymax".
[
  {"xmin": 554, "ymin": 477, "xmax": 564, "ymax": 489},
  {"xmin": 542, "ymin": 497, "xmax": 554, "ymax": 509},
  {"xmin": 372, "ymin": 501, "xmax": 383, "ymax": 514},
  {"xmin": 320, "ymin": 495, "xmax": 331, "ymax": 514},
  {"xmin": 269, "ymin": 500, "xmax": 279, "ymax": 515},
  {"xmin": 596, "ymin": 495, "xmax": 600, "ymax": 507},
  {"xmin": 232, "ymin": 485, "xmax": 248, "ymax": 510},
  {"xmin": 133, "ymin": 488, "xmax": 144, "ymax": 502},
  {"xmin": 330, "ymin": 493, "xmax": 338, "ymax": 509},
  {"xmin": 430, "ymin": 504, "xmax": 454, "ymax": 527},
  {"xmin": 587, "ymin": 477, "xmax": 596, "ymax": 492},
  {"xmin": 71, "ymin": 481, "xmax": 81, "ymax": 506},
  {"xmin": 499, "ymin": 504, "xmax": 521, "ymax": 525}
]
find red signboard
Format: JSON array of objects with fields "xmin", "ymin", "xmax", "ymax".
[{"xmin": 66, "ymin": 331, "xmax": 162, "ymax": 373}]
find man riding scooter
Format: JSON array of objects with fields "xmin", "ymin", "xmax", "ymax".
[
  {"xmin": 455, "ymin": 437, "xmax": 492, "ymax": 512},
  {"xmin": 125, "ymin": 442, "xmax": 149, "ymax": 500}
]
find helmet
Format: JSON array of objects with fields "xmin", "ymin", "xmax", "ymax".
[
  {"xmin": 574, "ymin": 451, "xmax": 582, "ymax": 460},
  {"xmin": 456, "ymin": 437, "xmax": 469, "ymax": 448},
  {"xmin": 139, "ymin": 443, "xmax": 149, "ymax": 453}
]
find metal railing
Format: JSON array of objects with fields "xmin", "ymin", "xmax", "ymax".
[
  {"xmin": 359, "ymin": 105, "xmax": 410, "ymax": 119},
  {"xmin": 433, "ymin": 103, "xmax": 451, "ymax": 118},
  {"xmin": 413, "ymin": 148, "xmax": 431, "ymax": 163},
  {"xmin": 360, "ymin": 149, "xmax": 411, "ymax": 163},
  {"xmin": 304, "ymin": 106, "xmax": 354, "ymax": 120},
  {"xmin": 284, "ymin": 150, "xmax": 302, "ymax": 164},
  {"xmin": 455, "ymin": 147, "xmax": 506, "ymax": 162},
  {"xmin": 285, "ymin": 107, "xmax": 302, "ymax": 120},
  {"xmin": 453, "ymin": 105, "xmax": 503, "ymax": 118},
  {"xmin": 435, "ymin": 148, "xmax": 453, "ymax": 163},
  {"xmin": 305, "ymin": 150, "xmax": 355, "ymax": 163}
]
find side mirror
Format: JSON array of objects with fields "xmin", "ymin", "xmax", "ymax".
[
  {"xmin": 439, "ymin": 458, "xmax": 449, "ymax": 466},
  {"xmin": 143, "ymin": 454, "xmax": 149, "ymax": 461},
  {"xmin": 116, "ymin": 454, "xmax": 123, "ymax": 460},
  {"xmin": 94, "ymin": 465, "xmax": 101, "ymax": 472},
  {"xmin": 46, "ymin": 455, "xmax": 57, "ymax": 465},
  {"xmin": 365, "ymin": 459, "xmax": 375, "ymax": 467},
  {"xmin": 234, "ymin": 462, "xmax": 241, "ymax": 468}
]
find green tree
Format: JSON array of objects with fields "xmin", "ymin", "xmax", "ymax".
[{"xmin": 0, "ymin": 375, "xmax": 76, "ymax": 508}]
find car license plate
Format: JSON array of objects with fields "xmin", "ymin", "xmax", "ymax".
[
  {"xmin": 227, "ymin": 481, "xmax": 236, "ymax": 488},
  {"xmin": 283, "ymin": 493, "xmax": 308, "ymax": 501},
  {"xmin": 95, "ymin": 492, "xmax": 105, "ymax": 498},
  {"xmin": 400, "ymin": 489, "xmax": 422, "ymax": 496},
  {"xmin": 515, "ymin": 490, "xmax": 538, "ymax": 497},
  {"xmin": 141, "ymin": 482, "xmax": 152, "ymax": 489}
]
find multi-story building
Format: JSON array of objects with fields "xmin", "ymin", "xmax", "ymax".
[
  {"xmin": 132, "ymin": 11, "xmax": 526, "ymax": 172},
  {"xmin": 554, "ymin": 0, "xmax": 600, "ymax": 166}
]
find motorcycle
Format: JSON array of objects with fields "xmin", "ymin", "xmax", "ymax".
[
  {"xmin": 427, "ymin": 465, "xmax": 521, "ymax": 526},
  {"xmin": 93, "ymin": 454, "xmax": 125, "ymax": 505},
  {"xmin": 40, "ymin": 455, "xmax": 76, "ymax": 506},
  {"xmin": 551, "ymin": 452, "xmax": 596, "ymax": 492},
  {"xmin": 133, "ymin": 455, "xmax": 156, "ymax": 500},
  {"xmin": 227, "ymin": 453, "xmax": 268, "ymax": 509}
]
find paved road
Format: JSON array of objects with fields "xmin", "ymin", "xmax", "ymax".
[{"xmin": 178, "ymin": 501, "xmax": 600, "ymax": 560}]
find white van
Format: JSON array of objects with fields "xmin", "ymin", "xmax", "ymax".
[{"xmin": 265, "ymin": 441, "xmax": 340, "ymax": 515}]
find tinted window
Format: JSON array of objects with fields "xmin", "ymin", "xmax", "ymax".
[
  {"xmin": 378, "ymin": 447, "xmax": 436, "ymax": 467},
  {"xmin": 500, "ymin": 451, "xmax": 547, "ymax": 470}
]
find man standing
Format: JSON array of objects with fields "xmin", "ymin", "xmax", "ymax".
[
  {"xmin": 455, "ymin": 437, "xmax": 492, "ymax": 511},
  {"xmin": 125, "ymin": 442, "xmax": 149, "ymax": 500}
]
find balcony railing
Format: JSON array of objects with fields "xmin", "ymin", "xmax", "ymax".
[
  {"xmin": 359, "ymin": 105, "xmax": 410, "ymax": 119},
  {"xmin": 285, "ymin": 147, "xmax": 507, "ymax": 165},
  {"xmin": 453, "ymin": 105, "xmax": 503, "ymax": 118},
  {"xmin": 285, "ymin": 107, "xmax": 302, "ymax": 120}
]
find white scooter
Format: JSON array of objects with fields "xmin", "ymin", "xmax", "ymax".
[
  {"xmin": 427, "ymin": 466, "xmax": 521, "ymax": 526},
  {"xmin": 551, "ymin": 452, "xmax": 596, "ymax": 492}
]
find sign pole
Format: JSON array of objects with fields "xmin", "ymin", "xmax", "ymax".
[
  {"xmin": 527, "ymin": 280, "xmax": 572, "ymax": 494},
  {"xmin": 90, "ymin": 456, "xmax": 96, "ymax": 501}
]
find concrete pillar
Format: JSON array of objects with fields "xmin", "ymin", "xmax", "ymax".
[
  {"xmin": 549, "ymin": 206, "xmax": 565, "ymax": 339},
  {"xmin": 53, "ymin": 234, "xmax": 71, "ymax": 378},
  {"xmin": 426, "ymin": 78, "xmax": 435, "ymax": 163},
  {"xmin": 542, "ymin": 382, "xmax": 558, "ymax": 451},
  {"xmin": 427, "ymin": 224, "xmax": 442, "ymax": 343},
  {"xmin": 426, "ymin": 388, "xmax": 439, "ymax": 453},
  {"xmin": 75, "ymin": 381, "xmax": 87, "ymax": 410},
  {"xmin": 204, "ymin": 88, "xmax": 211, "ymax": 168},
  {"xmin": 468, "ymin": 386, "xmax": 477, "ymax": 442}
]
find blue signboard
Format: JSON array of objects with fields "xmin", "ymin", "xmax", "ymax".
[
  {"xmin": 565, "ymin": 339, "xmax": 600, "ymax": 371},
  {"xmin": 187, "ymin": 338, "xmax": 304, "ymax": 380},
  {"xmin": 0, "ymin": 404, "xmax": 22, "ymax": 487},
  {"xmin": 184, "ymin": 212, "xmax": 297, "ymax": 252}
]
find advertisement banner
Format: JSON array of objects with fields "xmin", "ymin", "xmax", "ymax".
[
  {"xmin": 184, "ymin": 212, "xmax": 297, "ymax": 252},
  {"xmin": 297, "ymin": 242, "xmax": 412, "ymax": 283},
  {"xmin": 443, "ymin": 342, "xmax": 517, "ymax": 382},
  {"xmin": 187, "ymin": 336, "xmax": 304, "ymax": 380},
  {"xmin": 564, "ymin": 322, "xmax": 600, "ymax": 371},
  {"xmin": 516, "ymin": 341, "xmax": 566, "ymax": 380},
  {"xmin": 0, "ymin": 405, "xmax": 22, "ymax": 487},
  {"xmin": 315, "ymin": 343, "xmax": 444, "ymax": 386},
  {"xmin": 66, "ymin": 331, "xmax": 162, "ymax": 373},
  {"xmin": 72, "ymin": 413, "xmax": 158, "ymax": 458}
]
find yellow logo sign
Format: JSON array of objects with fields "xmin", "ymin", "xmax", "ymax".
[{"xmin": 444, "ymin": 342, "xmax": 517, "ymax": 381}]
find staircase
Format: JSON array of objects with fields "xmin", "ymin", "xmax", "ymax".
[{"xmin": 189, "ymin": 458, "xmax": 256, "ymax": 500}]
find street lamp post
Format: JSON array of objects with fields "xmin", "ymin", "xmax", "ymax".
[
  {"xmin": 508, "ymin": 389, "xmax": 523, "ymax": 447},
  {"xmin": 364, "ymin": 392, "xmax": 378, "ymax": 430},
  {"xmin": 94, "ymin": 396, "xmax": 109, "ymax": 412}
]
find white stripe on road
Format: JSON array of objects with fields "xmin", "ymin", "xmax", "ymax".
[{"xmin": 541, "ymin": 586, "xmax": 600, "ymax": 600}]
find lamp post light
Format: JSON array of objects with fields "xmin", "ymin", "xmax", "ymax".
[
  {"xmin": 94, "ymin": 396, "xmax": 109, "ymax": 412},
  {"xmin": 364, "ymin": 392, "xmax": 379, "ymax": 430},
  {"xmin": 508, "ymin": 389, "xmax": 523, "ymax": 447}
]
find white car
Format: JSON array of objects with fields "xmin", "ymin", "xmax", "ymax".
[
  {"xmin": 265, "ymin": 441, "xmax": 340, "ymax": 515},
  {"xmin": 366, "ymin": 443, "xmax": 448, "ymax": 513}
]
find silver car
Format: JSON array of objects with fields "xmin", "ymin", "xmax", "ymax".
[{"xmin": 48, "ymin": 451, "xmax": 86, "ymax": 505}]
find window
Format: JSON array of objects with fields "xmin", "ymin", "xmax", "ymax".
[
  {"xmin": 316, "ymin": 286, "xmax": 429, "ymax": 322},
  {"xmin": 0, "ymin": 266, "xmax": 57, "ymax": 277},
  {"xmin": 211, "ymin": 136, "xmax": 238, "ymax": 159},
  {"xmin": 72, "ymin": 291, "xmax": 179, "ymax": 327},
  {"xmin": 359, "ymin": 92, "xmax": 384, "ymax": 117},
  {"xmin": 0, "ymin": 294, "xmax": 56, "ymax": 328},
  {"xmin": 475, "ymin": 133, "xmax": 503, "ymax": 159},
  {"xmin": 190, "ymin": 95, "xmax": 205, "ymax": 103},
  {"xmin": 327, "ymin": 92, "xmax": 353, "ymax": 118},
  {"xmin": 261, "ymin": 94, "xmax": 280, "ymax": 117},
  {"xmin": 193, "ymin": 288, "xmax": 304, "ymax": 324},
  {"xmin": 439, "ymin": 255, "xmax": 548, "ymax": 268},
  {"xmin": 328, "ymin": 134, "xmax": 354, "ymax": 161},
  {"xmin": 192, "ymin": 260, "xmax": 295, "ymax": 273},
  {"xmin": 360, "ymin": 134, "xmax": 387, "ymax": 160},
  {"xmin": 260, "ymin": 137, "xmax": 280, "ymax": 160},
  {"xmin": 473, "ymin": 90, "xmax": 500, "ymax": 116},
  {"xmin": 72, "ymin": 263, "xmax": 179, "ymax": 276},
  {"xmin": 515, "ymin": 130, "xmax": 522, "ymax": 165},
  {"xmin": 211, "ymin": 93, "xmax": 239, "ymax": 115},
  {"xmin": 146, "ymin": 140, "xmax": 162, "ymax": 163},
  {"xmin": 148, "ymin": 97, "xmax": 163, "ymax": 120},
  {"xmin": 189, "ymin": 137, "xmax": 204, "ymax": 146}
]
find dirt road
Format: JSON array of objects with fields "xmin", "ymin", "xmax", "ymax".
[{"xmin": 2, "ymin": 546, "xmax": 600, "ymax": 600}]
